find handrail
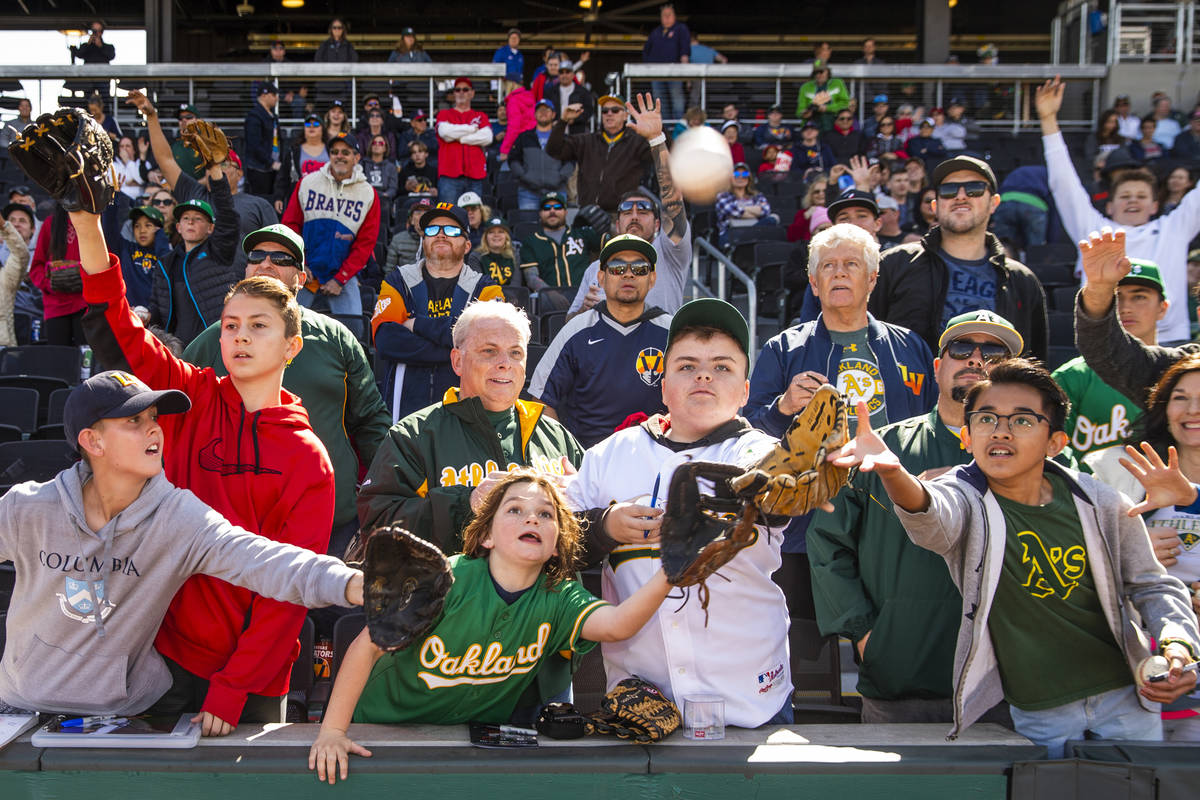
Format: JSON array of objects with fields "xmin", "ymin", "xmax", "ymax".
[
  {"xmin": 0, "ymin": 63, "xmax": 506, "ymax": 79},
  {"xmin": 693, "ymin": 237, "xmax": 758, "ymax": 367},
  {"xmin": 620, "ymin": 64, "xmax": 1109, "ymax": 80}
]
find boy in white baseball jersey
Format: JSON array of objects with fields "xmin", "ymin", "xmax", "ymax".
[
  {"xmin": 567, "ymin": 298, "xmax": 794, "ymax": 727},
  {"xmin": 309, "ymin": 470, "xmax": 674, "ymax": 784}
]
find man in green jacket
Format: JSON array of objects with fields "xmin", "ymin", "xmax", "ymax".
[
  {"xmin": 183, "ymin": 224, "xmax": 391, "ymax": 557},
  {"xmin": 519, "ymin": 190, "xmax": 601, "ymax": 289},
  {"xmin": 795, "ymin": 61, "xmax": 850, "ymax": 132},
  {"xmin": 358, "ymin": 299, "xmax": 582, "ymax": 553},
  {"xmin": 808, "ymin": 310, "xmax": 1022, "ymax": 722}
]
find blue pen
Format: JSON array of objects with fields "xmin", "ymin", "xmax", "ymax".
[
  {"xmin": 644, "ymin": 473, "xmax": 661, "ymax": 540},
  {"xmin": 61, "ymin": 715, "xmax": 124, "ymax": 728}
]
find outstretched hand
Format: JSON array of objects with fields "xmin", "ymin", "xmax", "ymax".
[
  {"xmin": 124, "ymin": 89, "xmax": 156, "ymax": 118},
  {"xmin": 1079, "ymin": 227, "xmax": 1131, "ymax": 293},
  {"xmin": 828, "ymin": 401, "xmax": 901, "ymax": 474},
  {"xmin": 1034, "ymin": 75, "xmax": 1064, "ymax": 120},
  {"xmin": 625, "ymin": 92, "xmax": 664, "ymax": 140},
  {"xmin": 1120, "ymin": 443, "xmax": 1199, "ymax": 517}
]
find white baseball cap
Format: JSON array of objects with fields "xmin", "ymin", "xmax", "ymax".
[{"xmin": 456, "ymin": 191, "xmax": 483, "ymax": 207}]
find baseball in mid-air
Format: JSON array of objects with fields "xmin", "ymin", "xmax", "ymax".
[
  {"xmin": 669, "ymin": 125, "xmax": 733, "ymax": 204},
  {"xmin": 1135, "ymin": 654, "xmax": 1170, "ymax": 687}
]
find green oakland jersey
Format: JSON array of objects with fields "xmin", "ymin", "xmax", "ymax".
[
  {"xmin": 989, "ymin": 474, "xmax": 1130, "ymax": 710},
  {"xmin": 1052, "ymin": 356, "xmax": 1141, "ymax": 457},
  {"xmin": 353, "ymin": 555, "xmax": 607, "ymax": 724}
]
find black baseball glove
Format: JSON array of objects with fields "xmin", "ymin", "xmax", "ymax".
[
  {"xmin": 8, "ymin": 108, "xmax": 115, "ymax": 214},
  {"xmin": 585, "ymin": 677, "xmax": 681, "ymax": 743},
  {"xmin": 362, "ymin": 524, "xmax": 454, "ymax": 652}
]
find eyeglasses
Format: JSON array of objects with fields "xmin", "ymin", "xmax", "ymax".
[
  {"xmin": 732, "ymin": 169, "xmax": 751, "ymax": 178},
  {"xmin": 151, "ymin": 198, "xmax": 175, "ymax": 207},
  {"xmin": 965, "ymin": 410, "xmax": 1050, "ymax": 436},
  {"xmin": 304, "ymin": 120, "xmax": 322, "ymax": 127},
  {"xmin": 880, "ymin": 121, "xmax": 894, "ymax": 126},
  {"xmin": 329, "ymin": 148, "xmax": 355, "ymax": 157},
  {"xmin": 541, "ymin": 202, "xmax": 565, "ymax": 211},
  {"xmin": 603, "ymin": 260, "xmax": 653, "ymax": 276},
  {"xmin": 618, "ymin": 199, "xmax": 654, "ymax": 213},
  {"xmin": 331, "ymin": 24, "xmax": 344, "ymax": 30},
  {"xmin": 601, "ymin": 106, "xmax": 624, "ymax": 115},
  {"xmin": 247, "ymin": 249, "xmax": 299, "ymax": 268},
  {"xmin": 453, "ymin": 87, "xmax": 472, "ymax": 93},
  {"xmin": 424, "ymin": 224, "xmax": 464, "ymax": 238},
  {"xmin": 937, "ymin": 180, "xmax": 988, "ymax": 199},
  {"xmin": 942, "ymin": 339, "xmax": 1009, "ymax": 362},
  {"xmin": 836, "ymin": 115, "xmax": 853, "ymax": 121}
]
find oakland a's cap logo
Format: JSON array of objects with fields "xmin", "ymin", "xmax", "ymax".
[{"xmin": 636, "ymin": 348, "xmax": 664, "ymax": 387}]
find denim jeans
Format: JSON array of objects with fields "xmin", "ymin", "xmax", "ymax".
[
  {"xmin": 298, "ymin": 274, "xmax": 363, "ymax": 341},
  {"xmin": 651, "ymin": 80, "xmax": 686, "ymax": 120},
  {"xmin": 436, "ymin": 176, "xmax": 484, "ymax": 205},
  {"xmin": 1008, "ymin": 685, "xmax": 1161, "ymax": 759},
  {"xmin": 517, "ymin": 187, "xmax": 545, "ymax": 211}
]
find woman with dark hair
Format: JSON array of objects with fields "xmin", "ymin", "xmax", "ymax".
[
  {"xmin": 715, "ymin": 162, "xmax": 777, "ymax": 247},
  {"xmin": 912, "ymin": 186, "xmax": 937, "ymax": 235},
  {"xmin": 323, "ymin": 101, "xmax": 351, "ymax": 141},
  {"xmin": 355, "ymin": 109, "xmax": 397, "ymax": 156},
  {"xmin": 1129, "ymin": 115, "xmax": 1165, "ymax": 162},
  {"xmin": 115, "ymin": 134, "xmax": 146, "ymax": 201},
  {"xmin": 1161, "ymin": 166, "xmax": 1197, "ymax": 215},
  {"xmin": 388, "ymin": 27, "xmax": 431, "ymax": 64},
  {"xmin": 29, "ymin": 204, "xmax": 86, "ymax": 345},
  {"xmin": 1085, "ymin": 109, "xmax": 1128, "ymax": 163},
  {"xmin": 866, "ymin": 116, "xmax": 906, "ymax": 159},
  {"xmin": 362, "ymin": 134, "xmax": 399, "ymax": 230},
  {"xmin": 314, "ymin": 18, "xmax": 357, "ymax": 63},
  {"xmin": 274, "ymin": 114, "xmax": 328, "ymax": 215}
]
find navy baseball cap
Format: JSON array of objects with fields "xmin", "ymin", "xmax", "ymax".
[
  {"xmin": 419, "ymin": 202, "xmax": 470, "ymax": 231},
  {"xmin": 827, "ymin": 189, "xmax": 880, "ymax": 220},
  {"xmin": 64, "ymin": 371, "xmax": 191, "ymax": 454},
  {"xmin": 328, "ymin": 132, "xmax": 359, "ymax": 152}
]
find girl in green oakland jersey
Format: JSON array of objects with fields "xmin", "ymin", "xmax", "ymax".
[{"xmin": 309, "ymin": 471, "xmax": 674, "ymax": 784}]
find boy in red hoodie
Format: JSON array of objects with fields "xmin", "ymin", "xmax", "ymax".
[{"xmin": 76, "ymin": 210, "xmax": 335, "ymax": 735}]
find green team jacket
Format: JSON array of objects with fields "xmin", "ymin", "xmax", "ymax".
[
  {"xmin": 519, "ymin": 225, "xmax": 600, "ymax": 288},
  {"xmin": 1052, "ymin": 355, "xmax": 1142, "ymax": 458},
  {"xmin": 357, "ymin": 387, "xmax": 584, "ymax": 554},
  {"xmin": 183, "ymin": 305, "xmax": 391, "ymax": 529}
]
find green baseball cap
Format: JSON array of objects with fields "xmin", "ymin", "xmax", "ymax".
[
  {"xmin": 599, "ymin": 234, "xmax": 657, "ymax": 270},
  {"xmin": 172, "ymin": 198, "xmax": 214, "ymax": 223},
  {"xmin": 128, "ymin": 206, "xmax": 164, "ymax": 227},
  {"xmin": 938, "ymin": 310, "xmax": 1024, "ymax": 356},
  {"xmin": 667, "ymin": 298, "xmax": 751, "ymax": 359},
  {"xmin": 242, "ymin": 223, "xmax": 305, "ymax": 265},
  {"xmin": 1120, "ymin": 258, "xmax": 1166, "ymax": 298}
]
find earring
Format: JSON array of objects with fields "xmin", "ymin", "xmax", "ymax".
[{"xmin": 286, "ymin": 358, "xmax": 293, "ymax": 367}]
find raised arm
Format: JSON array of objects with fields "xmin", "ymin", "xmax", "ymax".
[
  {"xmin": 625, "ymin": 92, "xmax": 686, "ymax": 243},
  {"xmin": 830, "ymin": 401, "xmax": 928, "ymax": 513},
  {"xmin": 125, "ymin": 90, "xmax": 182, "ymax": 190},
  {"xmin": 308, "ymin": 628, "xmax": 380, "ymax": 785}
]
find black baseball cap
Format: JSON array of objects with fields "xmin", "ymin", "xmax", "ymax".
[
  {"xmin": 667, "ymin": 298, "xmax": 750, "ymax": 359},
  {"xmin": 419, "ymin": 202, "xmax": 470, "ymax": 231},
  {"xmin": 599, "ymin": 234, "xmax": 657, "ymax": 269},
  {"xmin": 1100, "ymin": 147, "xmax": 1142, "ymax": 177},
  {"xmin": 539, "ymin": 190, "xmax": 567, "ymax": 207},
  {"xmin": 931, "ymin": 155, "xmax": 997, "ymax": 194},
  {"xmin": 327, "ymin": 132, "xmax": 359, "ymax": 152},
  {"xmin": 64, "ymin": 370, "xmax": 191, "ymax": 454},
  {"xmin": 257, "ymin": 83, "xmax": 279, "ymax": 96},
  {"xmin": 2, "ymin": 202, "xmax": 35, "ymax": 224},
  {"xmin": 827, "ymin": 189, "xmax": 880, "ymax": 220}
]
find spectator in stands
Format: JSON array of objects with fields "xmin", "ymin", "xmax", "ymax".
[
  {"xmin": 856, "ymin": 37, "xmax": 882, "ymax": 66},
  {"xmin": 686, "ymin": 33, "xmax": 726, "ymax": 107},
  {"xmin": 1113, "ymin": 94, "xmax": 1141, "ymax": 141},
  {"xmin": 243, "ymin": 83, "xmax": 281, "ymax": 200},
  {"xmin": 547, "ymin": 93, "xmax": 653, "ymax": 214},
  {"xmin": 721, "ymin": 121, "xmax": 745, "ymax": 164},
  {"xmin": 715, "ymin": 163, "xmax": 777, "ymax": 247},
  {"xmin": 399, "ymin": 140, "xmax": 438, "ymax": 199},
  {"xmin": 884, "ymin": 166, "xmax": 916, "ymax": 227},
  {"xmin": 796, "ymin": 62, "xmax": 849, "ymax": 133},
  {"xmin": 0, "ymin": 98, "xmax": 33, "ymax": 149},
  {"xmin": 475, "ymin": 217, "xmax": 521, "ymax": 287},
  {"xmin": 362, "ymin": 135, "xmax": 399, "ymax": 224},
  {"xmin": 754, "ymin": 105, "xmax": 795, "ymax": 151},
  {"xmin": 282, "ymin": 133, "xmax": 378, "ymax": 341},
  {"xmin": 551, "ymin": 63, "xmax": 593, "ymax": 135},
  {"xmin": 1172, "ymin": 110, "xmax": 1200, "ymax": 164},
  {"xmin": 509, "ymin": 99, "xmax": 573, "ymax": 211},
  {"xmin": 750, "ymin": 218, "xmax": 935, "ymax": 647},
  {"xmin": 71, "ymin": 20, "xmax": 114, "ymax": 64},
  {"xmin": 786, "ymin": 174, "xmax": 828, "ymax": 242},
  {"xmin": 912, "ymin": 186, "xmax": 937, "ymax": 235},
  {"xmin": 115, "ymin": 135, "xmax": 145, "ymax": 201},
  {"xmin": 31, "ymin": 205, "xmax": 87, "ymax": 347},
  {"xmin": 1151, "ymin": 95, "xmax": 1185, "ymax": 150},
  {"xmin": 530, "ymin": 234, "xmax": 670, "ymax": 447},
  {"xmin": 86, "ymin": 93, "xmax": 120, "ymax": 142},
  {"xmin": 111, "ymin": 205, "xmax": 169, "ymax": 310},
  {"xmin": 384, "ymin": 197, "xmax": 431, "ymax": 271},
  {"xmin": 520, "ymin": 191, "xmax": 600, "ymax": 289},
  {"xmin": 1129, "ymin": 116, "xmax": 1165, "ymax": 163},
  {"xmin": 389, "ymin": 27, "xmax": 430, "ymax": 64},
  {"xmin": 567, "ymin": 298, "xmax": 794, "ymax": 726},
  {"xmin": 498, "ymin": 73, "xmax": 534, "ymax": 164},
  {"xmin": 361, "ymin": 298, "xmax": 577, "ymax": 536},
  {"xmin": 315, "ymin": 18, "xmax": 357, "ymax": 62},
  {"xmin": 1086, "ymin": 109, "xmax": 1129, "ymax": 165},
  {"xmin": 642, "ymin": 2, "xmax": 690, "ymax": 120},
  {"xmin": 934, "ymin": 98, "xmax": 975, "ymax": 153},
  {"xmin": 809, "ymin": 310, "xmax": 1022, "ymax": 724},
  {"xmin": 867, "ymin": 116, "xmax": 905, "ymax": 160},
  {"xmin": 875, "ymin": 195, "xmax": 906, "ymax": 250},
  {"xmin": 1054, "ymin": 259, "xmax": 1165, "ymax": 459},
  {"xmin": 493, "ymin": 28, "xmax": 524, "ymax": 79},
  {"xmin": 1039, "ymin": 76, "xmax": 1200, "ymax": 344},
  {"xmin": 397, "ymin": 109, "xmax": 438, "ymax": 159},
  {"xmin": 355, "ymin": 109, "xmax": 397, "ymax": 164},
  {"xmin": 436, "ymin": 78, "xmax": 492, "ymax": 202},
  {"xmin": 530, "ymin": 51, "xmax": 563, "ymax": 104},
  {"xmin": 1162, "ymin": 167, "xmax": 1197, "ymax": 215},
  {"xmin": 166, "ymin": 104, "xmax": 207, "ymax": 180},
  {"xmin": 863, "ymin": 95, "xmax": 889, "ymax": 139},
  {"xmin": 353, "ymin": 95, "xmax": 384, "ymax": 133},
  {"xmin": 370, "ymin": 202, "xmax": 503, "ymax": 419},
  {"xmin": 991, "ymin": 166, "xmax": 1053, "ymax": 253},
  {"xmin": 324, "ymin": 100, "xmax": 351, "ymax": 142},
  {"xmin": 906, "ymin": 118, "xmax": 947, "ymax": 172},
  {"xmin": 872, "ymin": 156, "xmax": 1048, "ymax": 360},
  {"xmin": 906, "ymin": 156, "xmax": 929, "ymax": 194},
  {"xmin": 757, "ymin": 143, "xmax": 788, "ymax": 175},
  {"xmin": 456, "ymin": 191, "xmax": 490, "ymax": 248},
  {"xmin": 824, "ymin": 108, "xmax": 866, "ymax": 165},
  {"xmin": 792, "ymin": 121, "xmax": 832, "ymax": 174},
  {"xmin": 183, "ymin": 224, "xmax": 390, "ymax": 559},
  {"xmin": 0, "ymin": 214, "xmax": 31, "ymax": 347},
  {"xmin": 275, "ymin": 114, "xmax": 328, "ymax": 214}
]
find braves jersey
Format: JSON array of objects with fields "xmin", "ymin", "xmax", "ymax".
[
  {"xmin": 565, "ymin": 419, "xmax": 792, "ymax": 727},
  {"xmin": 353, "ymin": 555, "xmax": 606, "ymax": 724},
  {"xmin": 528, "ymin": 304, "xmax": 670, "ymax": 447}
]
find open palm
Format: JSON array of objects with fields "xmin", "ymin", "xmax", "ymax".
[{"xmin": 830, "ymin": 401, "xmax": 901, "ymax": 474}]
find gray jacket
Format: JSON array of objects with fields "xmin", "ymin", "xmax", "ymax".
[
  {"xmin": 0, "ymin": 463, "xmax": 356, "ymax": 716},
  {"xmin": 508, "ymin": 128, "xmax": 574, "ymax": 196},
  {"xmin": 895, "ymin": 460, "xmax": 1199, "ymax": 739}
]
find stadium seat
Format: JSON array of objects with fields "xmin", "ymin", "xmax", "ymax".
[
  {"xmin": 1048, "ymin": 310, "xmax": 1074, "ymax": 345},
  {"xmin": 0, "ymin": 345, "xmax": 82, "ymax": 386},
  {"xmin": 1047, "ymin": 345, "xmax": 1079, "ymax": 371},
  {"xmin": 513, "ymin": 221, "xmax": 541, "ymax": 243},
  {"xmin": 1051, "ymin": 285, "xmax": 1079, "ymax": 312},
  {"xmin": 47, "ymin": 387, "xmax": 71, "ymax": 426},
  {"xmin": 329, "ymin": 612, "xmax": 366, "ymax": 686},
  {"xmin": 539, "ymin": 311, "xmax": 567, "ymax": 346},
  {"xmin": 501, "ymin": 285, "xmax": 532, "ymax": 314},
  {"xmin": 0, "ymin": 440, "xmax": 78, "ymax": 494},
  {"xmin": 0, "ymin": 426, "xmax": 21, "ymax": 446},
  {"xmin": 789, "ymin": 618, "xmax": 860, "ymax": 723},
  {"xmin": 31, "ymin": 424, "xmax": 66, "ymax": 441},
  {"xmin": 0, "ymin": 376, "xmax": 72, "ymax": 428},
  {"xmin": 526, "ymin": 344, "xmax": 547, "ymax": 380},
  {"xmin": 287, "ymin": 616, "xmax": 316, "ymax": 723},
  {"xmin": 753, "ymin": 241, "xmax": 801, "ymax": 320},
  {"xmin": 0, "ymin": 387, "xmax": 38, "ymax": 434}
]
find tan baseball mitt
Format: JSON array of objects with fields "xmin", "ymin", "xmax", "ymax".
[{"xmin": 181, "ymin": 119, "xmax": 230, "ymax": 168}]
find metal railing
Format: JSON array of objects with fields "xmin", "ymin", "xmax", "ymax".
[
  {"xmin": 1053, "ymin": 0, "xmax": 1199, "ymax": 64},
  {"xmin": 693, "ymin": 238, "xmax": 758, "ymax": 362},
  {"xmin": 622, "ymin": 63, "xmax": 1108, "ymax": 133}
]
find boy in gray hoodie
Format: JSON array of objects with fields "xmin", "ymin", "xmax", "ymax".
[
  {"xmin": 0, "ymin": 369, "xmax": 364, "ymax": 718},
  {"xmin": 830, "ymin": 358, "xmax": 1199, "ymax": 757}
]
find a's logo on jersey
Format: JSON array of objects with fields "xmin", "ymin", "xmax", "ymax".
[
  {"xmin": 1181, "ymin": 531, "xmax": 1200, "ymax": 550},
  {"xmin": 837, "ymin": 358, "xmax": 884, "ymax": 414},
  {"xmin": 1017, "ymin": 530, "xmax": 1087, "ymax": 600},
  {"xmin": 635, "ymin": 348, "xmax": 664, "ymax": 387}
]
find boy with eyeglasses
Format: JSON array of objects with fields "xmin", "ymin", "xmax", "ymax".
[
  {"xmin": 371, "ymin": 202, "xmax": 503, "ymax": 419},
  {"xmin": 831, "ymin": 358, "xmax": 1199, "ymax": 756},
  {"xmin": 519, "ymin": 191, "xmax": 601, "ymax": 290}
]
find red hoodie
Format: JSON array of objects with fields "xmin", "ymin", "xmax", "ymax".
[{"xmin": 83, "ymin": 256, "xmax": 335, "ymax": 724}]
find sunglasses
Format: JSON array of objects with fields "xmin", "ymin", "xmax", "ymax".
[
  {"xmin": 541, "ymin": 202, "xmax": 565, "ymax": 211},
  {"xmin": 937, "ymin": 180, "xmax": 988, "ymax": 199},
  {"xmin": 304, "ymin": 120, "xmax": 322, "ymax": 127},
  {"xmin": 453, "ymin": 87, "xmax": 472, "ymax": 93},
  {"xmin": 329, "ymin": 148, "xmax": 355, "ymax": 157},
  {"xmin": 151, "ymin": 198, "xmax": 175, "ymax": 207},
  {"xmin": 837, "ymin": 115, "xmax": 853, "ymax": 121},
  {"xmin": 618, "ymin": 199, "xmax": 654, "ymax": 213},
  {"xmin": 601, "ymin": 106, "xmax": 624, "ymax": 114},
  {"xmin": 733, "ymin": 169, "xmax": 751, "ymax": 178},
  {"xmin": 942, "ymin": 340, "xmax": 1009, "ymax": 362},
  {"xmin": 247, "ymin": 249, "xmax": 299, "ymax": 268},
  {"xmin": 424, "ymin": 224, "xmax": 464, "ymax": 238},
  {"xmin": 603, "ymin": 260, "xmax": 652, "ymax": 276}
]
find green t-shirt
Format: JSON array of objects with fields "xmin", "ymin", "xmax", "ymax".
[
  {"xmin": 829, "ymin": 327, "xmax": 888, "ymax": 433},
  {"xmin": 353, "ymin": 555, "xmax": 607, "ymax": 724},
  {"xmin": 486, "ymin": 406, "xmax": 521, "ymax": 463},
  {"xmin": 989, "ymin": 473, "xmax": 1131, "ymax": 710},
  {"xmin": 1052, "ymin": 356, "xmax": 1142, "ymax": 457}
]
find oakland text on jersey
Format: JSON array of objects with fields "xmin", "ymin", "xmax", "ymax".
[
  {"xmin": 302, "ymin": 189, "xmax": 366, "ymax": 222},
  {"xmin": 439, "ymin": 454, "xmax": 567, "ymax": 488},
  {"xmin": 416, "ymin": 622, "xmax": 551, "ymax": 689}
]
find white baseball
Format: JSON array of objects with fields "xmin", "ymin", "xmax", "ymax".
[
  {"xmin": 1135, "ymin": 654, "xmax": 1170, "ymax": 687},
  {"xmin": 669, "ymin": 125, "xmax": 733, "ymax": 204}
]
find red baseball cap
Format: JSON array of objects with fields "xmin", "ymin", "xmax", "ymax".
[
  {"xmin": 454, "ymin": 77, "xmax": 473, "ymax": 88},
  {"xmin": 225, "ymin": 149, "xmax": 243, "ymax": 170}
]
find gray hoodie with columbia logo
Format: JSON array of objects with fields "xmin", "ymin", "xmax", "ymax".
[{"xmin": 0, "ymin": 462, "xmax": 357, "ymax": 716}]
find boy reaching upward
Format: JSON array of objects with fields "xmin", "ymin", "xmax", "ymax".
[{"xmin": 830, "ymin": 359, "xmax": 1198, "ymax": 756}]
